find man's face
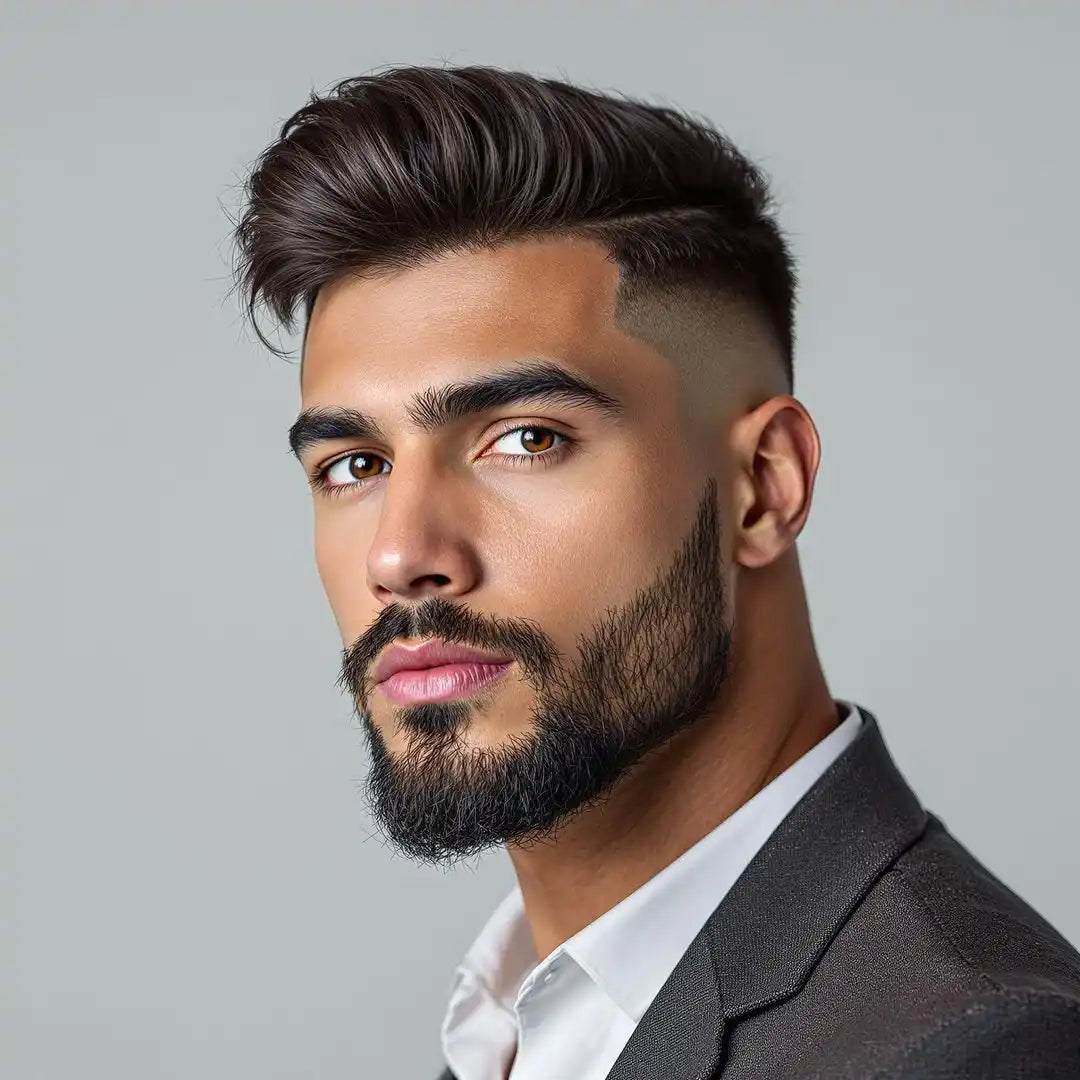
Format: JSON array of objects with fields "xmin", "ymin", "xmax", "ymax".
[{"xmin": 296, "ymin": 236, "xmax": 737, "ymax": 865}]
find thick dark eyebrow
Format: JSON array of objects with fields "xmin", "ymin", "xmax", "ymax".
[{"xmin": 287, "ymin": 358, "xmax": 626, "ymax": 462}]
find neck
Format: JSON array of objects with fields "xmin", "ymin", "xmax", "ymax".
[{"xmin": 506, "ymin": 547, "xmax": 838, "ymax": 963}]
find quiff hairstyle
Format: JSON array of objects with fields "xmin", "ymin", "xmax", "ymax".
[{"xmin": 231, "ymin": 64, "xmax": 797, "ymax": 389}]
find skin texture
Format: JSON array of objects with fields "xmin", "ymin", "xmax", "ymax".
[{"xmin": 297, "ymin": 235, "xmax": 839, "ymax": 963}]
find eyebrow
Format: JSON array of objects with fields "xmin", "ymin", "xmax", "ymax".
[{"xmin": 287, "ymin": 358, "xmax": 626, "ymax": 462}]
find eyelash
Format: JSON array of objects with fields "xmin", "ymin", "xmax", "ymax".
[{"xmin": 309, "ymin": 425, "xmax": 576, "ymax": 500}]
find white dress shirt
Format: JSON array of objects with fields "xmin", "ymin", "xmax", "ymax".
[{"xmin": 440, "ymin": 699, "xmax": 865, "ymax": 1080}]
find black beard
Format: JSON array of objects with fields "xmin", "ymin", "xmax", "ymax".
[{"xmin": 337, "ymin": 476, "xmax": 733, "ymax": 868}]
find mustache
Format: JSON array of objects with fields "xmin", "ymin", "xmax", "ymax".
[{"xmin": 336, "ymin": 594, "xmax": 562, "ymax": 699}]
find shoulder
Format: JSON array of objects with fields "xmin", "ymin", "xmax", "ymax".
[
  {"xmin": 740, "ymin": 812, "xmax": 1080, "ymax": 1075},
  {"xmin": 851, "ymin": 812, "xmax": 1080, "ymax": 1075},
  {"xmin": 867, "ymin": 989, "xmax": 1080, "ymax": 1078},
  {"xmin": 887, "ymin": 813, "xmax": 1080, "ymax": 1000}
]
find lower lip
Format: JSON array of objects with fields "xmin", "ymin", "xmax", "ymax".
[{"xmin": 377, "ymin": 661, "xmax": 514, "ymax": 705}]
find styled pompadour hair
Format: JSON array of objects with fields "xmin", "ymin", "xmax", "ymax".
[{"xmin": 231, "ymin": 64, "xmax": 797, "ymax": 387}]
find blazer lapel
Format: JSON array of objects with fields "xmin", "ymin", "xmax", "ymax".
[{"xmin": 604, "ymin": 708, "xmax": 929, "ymax": 1080}]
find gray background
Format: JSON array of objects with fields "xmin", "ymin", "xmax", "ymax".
[{"xmin": 3, "ymin": 3, "xmax": 1077, "ymax": 1077}]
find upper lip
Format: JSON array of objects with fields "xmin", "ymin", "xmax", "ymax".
[{"xmin": 372, "ymin": 639, "xmax": 514, "ymax": 684}]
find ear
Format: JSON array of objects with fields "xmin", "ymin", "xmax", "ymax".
[{"xmin": 728, "ymin": 395, "xmax": 821, "ymax": 569}]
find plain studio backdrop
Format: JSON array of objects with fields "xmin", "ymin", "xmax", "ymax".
[{"xmin": 2, "ymin": 3, "xmax": 1077, "ymax": 1077}]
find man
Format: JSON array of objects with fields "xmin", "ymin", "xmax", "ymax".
[{"xmin": 231, "ymin": 64, "xmax": 1080, "ymax": 1078}]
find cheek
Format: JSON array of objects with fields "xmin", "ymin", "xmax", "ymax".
[
  {"xmin": 586, "ymin": 458, "xmax": 712, "ymax": 604},
  {"xmin": 314, "ymin": 520, "xmax": 373, "ymax": 644},
  {"xmin": 505, "ymin": 476, "xmax": 683, "ymax": 624}
]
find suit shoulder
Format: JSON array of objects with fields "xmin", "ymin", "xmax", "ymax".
[
  {"xmin": 724, "ymin": 821, "xmax": 1080, "ymax": 1076},
  {"xmin": 867, "ymin": 989, "xmax": 1080, "ymax": 1078},
  {"xmin": 887, "ymin": 813, "xmax": 1080, "ymax": 1000}
]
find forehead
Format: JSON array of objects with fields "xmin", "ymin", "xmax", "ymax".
[{"xmin": 300, "ymin": 236, "xmax": 664, "ymax": 405}]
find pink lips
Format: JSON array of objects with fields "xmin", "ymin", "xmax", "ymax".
[
  {"xmin": 372, "ymin": 638, "xmax": 514, "ymax": 685},
  {"xmin": 377, "ymin": 660, "xmax": 514, "ymax": 704}
]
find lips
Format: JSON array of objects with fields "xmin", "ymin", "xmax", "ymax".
[
  {"xmin": 377, "ymin": 661, "xmax": 514, "ymax": 705},
  {"xmin": 372, "ymin": 639, "xmax": 515, "ymax": 685}
]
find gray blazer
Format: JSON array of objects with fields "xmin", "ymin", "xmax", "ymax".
[{"xmin": 435, "ymin": 708, "xmax": 1080, "ymax": 1078}]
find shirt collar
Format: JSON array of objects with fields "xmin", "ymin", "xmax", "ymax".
[{"xmin": 453, "ymin": 884, "xmax": 536, "ymax": 1014}]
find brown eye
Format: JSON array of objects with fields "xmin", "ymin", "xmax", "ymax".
[
  {"xmin": 323, "ymin": 451, "xmax": 390, "ymax": 488},
  {"xmin": 347, "ymin": 453, "xmax": 385, "ymax": 480},
  {"xmin": 519, "ymin": 428, "xmax": 555, "ymax": 453},
  {"xmin": 489, "ymin": 425, "xmax": 566, "ymax": 457}
]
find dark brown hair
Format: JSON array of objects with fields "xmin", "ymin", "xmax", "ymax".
[{"xmin": 230, "ymin": 64, "xmax": 797, "ymax": 387}]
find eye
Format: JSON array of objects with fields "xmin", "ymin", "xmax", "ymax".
[
  {"xmin": 487, "ymin": 425, "xmax": 568, "ymax": 458},
  {"xmin": 322, "ymin": 451, "xmax": 390, "ymax": 488}
]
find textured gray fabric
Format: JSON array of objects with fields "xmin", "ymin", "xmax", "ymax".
[{"xmin": 434, "ymin": 709, "xmax": 1080, "ymax": 1078}]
